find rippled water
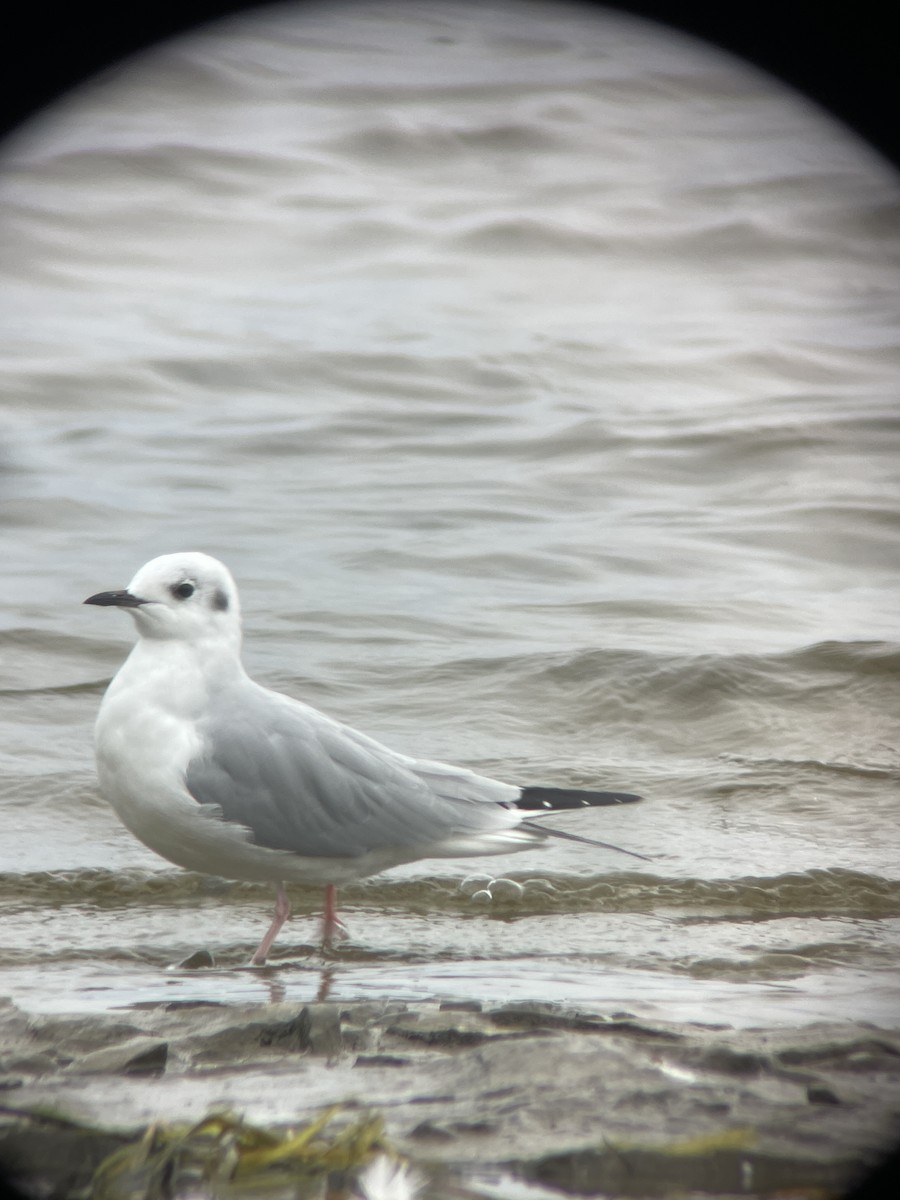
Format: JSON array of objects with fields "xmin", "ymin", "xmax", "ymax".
[{"xmin": 1, "ymin": 0, "xmax": 899, "ymax": 1036}]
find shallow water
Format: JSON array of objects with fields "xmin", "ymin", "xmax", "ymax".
[{"xmin": 1, "ymin": 0, "xmax": 899, "ymax": 1040}]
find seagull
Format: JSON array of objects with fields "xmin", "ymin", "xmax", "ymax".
[{"xmin": 85, "ymin": 552, "xmax": 647, "ymax": 965}]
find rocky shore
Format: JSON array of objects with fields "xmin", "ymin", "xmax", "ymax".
[{"xmin": 2, "ymin": 994, "xmax": 900, "ymax": 1198}]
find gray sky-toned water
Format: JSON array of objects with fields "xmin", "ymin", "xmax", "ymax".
[{"xmin": 0, "ymin": 2, "xmax": 898, "ymax": 1038}]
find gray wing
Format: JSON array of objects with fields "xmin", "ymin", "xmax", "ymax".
[{"xmin": 185, "ymin": 681, "xmax": 518, "ymax": 860}]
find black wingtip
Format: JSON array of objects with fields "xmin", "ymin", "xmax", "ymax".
[{"xmin": 516, "ymin": 786, "xmax": 642, "ymax": 811}]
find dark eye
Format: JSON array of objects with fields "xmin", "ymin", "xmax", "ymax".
[{"xmin": 172, "ymin": 582, "xmax": 195, "ymax": 600}]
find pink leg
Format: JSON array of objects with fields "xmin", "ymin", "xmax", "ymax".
[
  {"xmin": 250, "ymin": 883, "xmax": 291, "ymax": 966},
  {"xmin": 322, "ymin": 883, "xmax": 347, "ymax": 947}
]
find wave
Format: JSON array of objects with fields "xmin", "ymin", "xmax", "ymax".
[{"xmin": 3, "ymin": 866, "xmax": 898, "ymax": 921}]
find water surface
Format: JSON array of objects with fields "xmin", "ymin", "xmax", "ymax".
[{"xmin": 1, "ymin": 2, "xmax": 899, "ymax": 1039}]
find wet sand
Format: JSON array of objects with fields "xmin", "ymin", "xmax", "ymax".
[{"xmin": 3, "ymin": 993, "xmax": 900, "ymax": 1198}]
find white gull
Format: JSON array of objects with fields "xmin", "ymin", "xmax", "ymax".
[{"xmin": 85, "ymin": 552, "xmax": 646, "ymax": 965}]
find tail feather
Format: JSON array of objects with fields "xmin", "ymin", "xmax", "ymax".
[
  {"xmin": 516, "ymin": 786, "xmax": 642, "ymax": 811},
  {"xmin": 524, "ymin": 820, "xmax": 653, "ymax": 862},
  {"xmin": 515, "ymin": 785, "xmax": 650, "ymax": 863}
]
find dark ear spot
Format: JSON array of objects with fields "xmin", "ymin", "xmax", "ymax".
[{"xmin": 212, "ymin": 588, "xmax": 230, "ymax": 612}]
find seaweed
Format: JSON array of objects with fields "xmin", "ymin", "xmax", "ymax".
[{"xmin": 90, "ymin": 1105, "xmax": 389, "ymax": 1199}]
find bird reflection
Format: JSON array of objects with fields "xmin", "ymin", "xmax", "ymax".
[{"xmin": 249, "ymin": 959, "xmax": 337, "ymax": 1003}]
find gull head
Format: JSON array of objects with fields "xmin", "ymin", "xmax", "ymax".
[{"xmin": 84, "ymin": 552, "xmax": 242, "ymax": 645}]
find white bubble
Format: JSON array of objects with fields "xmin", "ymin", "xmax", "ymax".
[
  {"xmin": 523, "ymin": 878, "xmax": 557, "ymax": 894},
  {"xmin": 459, "ymin": 874, "xmax": 493, "ymax": 896},
  {"xmin": 487, "ymin": 878, "xmax": 524, "ymax": 902}
]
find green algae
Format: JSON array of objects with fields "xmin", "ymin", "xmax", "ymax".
[{"xmin": 90, "ymin": 1106, "xmax": 388, "ymax": 1200}]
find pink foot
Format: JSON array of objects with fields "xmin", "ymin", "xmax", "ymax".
[
  {"xmin": 250, "ymin": 883, "xmax": 291, "ymax": 966},
  {"xmin": 322, "ymin": 882, "xmax": 347, "ymax": 947}
]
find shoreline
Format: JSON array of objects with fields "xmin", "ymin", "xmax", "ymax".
[{"xmin": 3, "ymin": 995, "xmax": 900, "ymax": 1198}]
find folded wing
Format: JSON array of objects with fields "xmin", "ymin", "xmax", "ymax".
[{"xmin": 184, "ymin": 683, "xmax": 525, "ymax": 860}]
